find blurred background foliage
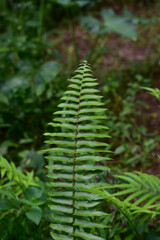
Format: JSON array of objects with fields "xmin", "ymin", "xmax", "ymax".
[{"xmin": 0, "ymin": 0, "xmax": 160, "ymax": 239}]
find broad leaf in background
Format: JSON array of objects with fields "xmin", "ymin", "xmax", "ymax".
[
  {"xmin": 74, "ymin": 0, "xmax": 100, "ymax": 7},
  {"xmin": 101, "ymin": 9, "xmax": 137, "ymax": 40},
  {"xmin": 21, "ymin": 149, "xmax": 45, "ymax": 170},
  {"xmin": 80, "ymin": 8, "xmax": 137, "ymax": 40},
  {"xmin": 1, "ymin": 76, "xmax": 29, "ymax": 95},
  {"xmin": 0, "ymin": 92, "xmax": 9, "ymax": 105},
  {"xmin": 0, "ymin": 141, "xmax": 17, "ymax": 155},
  {"xmin": 80, "ymin": 16, "xmax": 105, "ymax": 34},
  {"xmin": 114, "ymin": 145, "xmax": 125, "ymax": 155},
  {"xmin": 50, "ymin": 0, "xmax": 75, "ymax": 7},
  {"xmin": 25, "ymin": 206, "xmax": 42, "ymax": 225},
  {"xmin": 38, "ymin": 61, "xmax": 60, "ymax": 82},
  {"xmin": 24, "ymin": 186, "xmax": 44, "ymax": 200},
  {"xmin": 51, "ymin": 0, "xmax": 98, "ymax": 7},
  {"xmin": 35, "ymin": 61, "xmax": 61, "ymax": 96}
]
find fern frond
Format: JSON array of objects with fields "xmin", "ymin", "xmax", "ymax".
[
  {"xmin": 114, "ymin": 172, "xmax": 160, "ymax": 210},
  {"xmin": 101, "ymin": 172, "xmax": 160, "ymax": 230},
  {"xmin": 45, "ymin": 61, "xmax": 111, "ymax": 239},
  {"xmin": 87, "ymin": 188, "xmax": 140, "ymax": 236},
  {"xmin": 142, "ymin": 87, "xmax": 160, "ymax": 101}
]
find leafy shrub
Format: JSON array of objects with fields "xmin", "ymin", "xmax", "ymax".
[{"xmin": 0, "ymin": 155, "xmax": 50, "ymax": 240}]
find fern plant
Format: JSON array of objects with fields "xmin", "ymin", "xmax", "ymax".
[
  {"xmin": 112, "ymin": 172, "xmax": 160, "ymax": 204},
  {"xmin": 143, "ymin": 87, "xmax": 160, "ymax": 101},
  {"xmin": 92, "ymin": 171, "xmax": 160, "ymax": 238},
  {"xmin": 112, "ymin": 172, "xmax": 160, "ymax": 218},
  {"xmin": 44, "ymin": 60, "xmax": 111, "ymax": 240}
]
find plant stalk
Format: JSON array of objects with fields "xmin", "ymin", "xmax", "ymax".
[
  {"xmin": 38, "ymin": 0, "xmax": 45, "ymax": 38},
  {"xmin": 66, "ymin": 8, "xmax": 79, "ymax": 66},
  {"xmin": 72, "ymin": 61, "xmax": 87, "ymax": 239}
]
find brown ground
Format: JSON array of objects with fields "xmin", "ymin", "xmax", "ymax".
[
  {"xmin": 56, "ymin": 24, "xmax": 160, "ymax": 130},
  {"xmin": 55, "ymin": 25, "xmax": 155, "ymax": 69},
  {"xmin": 137, "ymin": 81, "xmax": 160, "ymax": 175},
  {"xmin": 137, "ymin": 88, "xmax": 160, "ymax": 134}
]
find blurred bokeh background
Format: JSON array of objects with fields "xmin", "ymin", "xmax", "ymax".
[{"xmin": 0, "ymin": 0, "xmax": 160, "ymax": 239}]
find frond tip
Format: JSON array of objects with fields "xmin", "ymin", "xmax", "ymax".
[{"xmin": 44, "ymin": 61, "xmax": 111, "ymax": 239}]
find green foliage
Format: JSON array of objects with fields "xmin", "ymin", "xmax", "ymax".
[
  {"xmin": 102, "ymin": 73, "xmax": 159, "ymax": 167},
  {"xmin": 80, "ymin": 9, "xmax": 137, "ymax": 40},
  {"xmin": 143, "ymin": 87, "xmax": 160, "ymax": 101},
  {"xmin": 1, "ymin": 1, "xmax": 160, "ymax": 239},
  {"xmin": 44, "ymin": 61, "xmax": 111, "ymax": 239},
  {"xmin": 101, "ymin": 9, "xmax": 137, "ymax": 40},
  {"xmin": 80, "ymin": 9, "xmax": 138, "ymax": 63},
  {"xmin": 51, "ymin": 0, "xmax": 97, "ymax": 7},
  {"xmin": 87, "ymin": 171, "xmax": 160, "ymax": 239},
  {"xmin": 0, "ymin": 155, "xmax": 50, "ymax": 240},
  {"xmin": 0, "ymin": 154, "xmax": 37, "ymax": 188},
  {"xmin": 113, "ymin": 172, "xmax": 160, "ymax": 215},
  {"xmin": 0, "ymin": 0, "xmax": 63, "ymax": 163}
]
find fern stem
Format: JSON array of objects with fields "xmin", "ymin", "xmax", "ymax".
[
  {"xmin": 72, "ymin": 61, "xmax": 87, "ymax": 239},
  {"xmin": 38, "ymin": 0, "xmax": 45, "ymax": 38}
]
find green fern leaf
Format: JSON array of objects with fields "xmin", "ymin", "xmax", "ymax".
[
  {"xmin": 44, "ymin": 61, "xmax": 111, "ymax": 239},
  {"xmin": 100, "ymin": 171, "xmax": 160, "ymax": 233}
]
